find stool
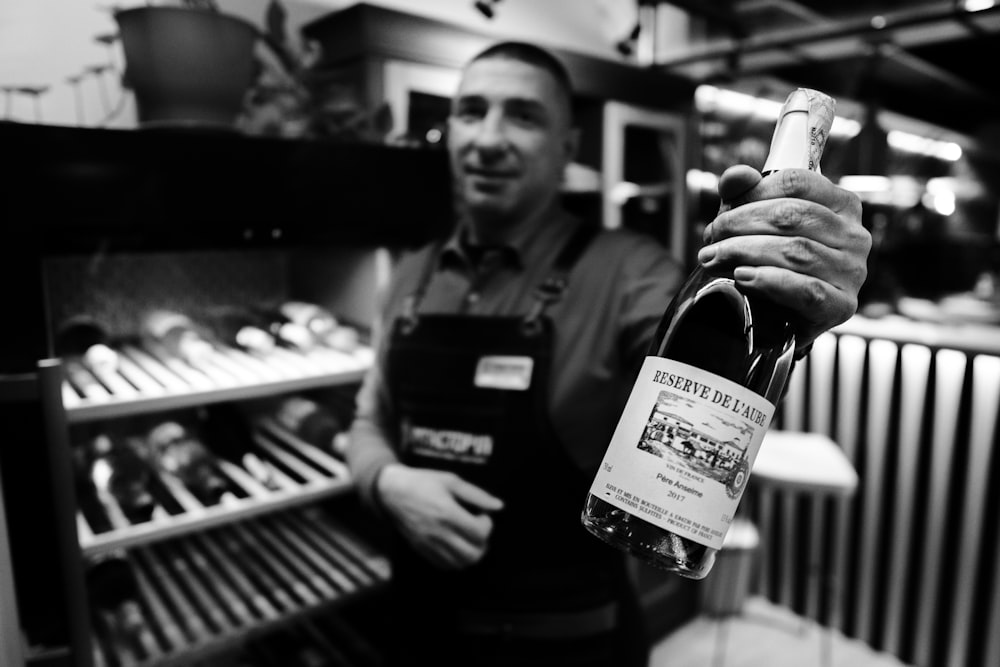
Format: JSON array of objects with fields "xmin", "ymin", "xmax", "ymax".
[
  {"xmin": 702, "ymin": 518, "xmax": 760, "ymax": 667},
  {"xmin": 747, "ymin": 429, "xmax": 858, "ymax": 667}
]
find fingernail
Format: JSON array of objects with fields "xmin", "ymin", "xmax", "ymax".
[
  {"xmin": 733, "ymin": 267, "xmax": 755, "ymax": 282},
  {"xmin": 697, "ymin": 245, "xmax": 716, "ymax": 264}
]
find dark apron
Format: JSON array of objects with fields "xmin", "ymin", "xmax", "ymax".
[{"xmin": 382, "ymin": 227, "xmax": 648, "ymax": 667}]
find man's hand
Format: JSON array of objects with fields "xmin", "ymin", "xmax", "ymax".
[
  {"xmin": 700, "ymin": 164, "xmax": 871, "ymax": 351},
  {"xmin": 376, "ymin": 463, "xmax": 504, "ymax": 570}
]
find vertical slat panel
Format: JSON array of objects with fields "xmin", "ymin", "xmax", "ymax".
[
  {"xmin": 831, "ymin": 335, "xmax": 865, "ymax": 633},
  {"xmin": 752, "ymin": 485, "xmax": 776, "ymax": 597},
  {"xmin": 810, "ymin": 333, "xmax": 839, "ymax": 436},
  {"xmin": 794, "ymin": 333, "xmax": 838, "ymax": 620},
  {"xmin": 853, "ymin": 339, "xmax": 897, "ymax": 643},
  {"xmin": 986, "ymin": 532, "xmax": 1000, "ymax": 667},
  {"xmin": 884, "ymin": 343, "xmax": 932, "ymax": 656},
  {"xmin": 913, "ymin": 349, "xmax": 966, "ymax": 666},
  {"xmin": 948, "ymin": 354, "xmax": 1000, "ymax": 667},
  {"xmin": 782, "ymin": 348, "xmax": 808, "ymax": 431},
  {"xmin": 777, "ymin": 493, "xmax": 797, "ymax": 608},
  {"xmin": 804, "ymin": 495, "xmax": 824, "ymax": 621}
]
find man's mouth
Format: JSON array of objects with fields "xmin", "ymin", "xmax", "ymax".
[{"xmin": 465, "ymin": 166, "xmax": 517, "ymax": 180}]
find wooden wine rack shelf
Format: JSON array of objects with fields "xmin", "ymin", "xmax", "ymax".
[
  {"xmin": 61, "ymin": 342, "xmax": 374, "ymax": 424},
  {"xmin": 89, "ymin": 506, "xmax": 390, "ymax": 667},
  {"xmin": 79, "ymin": 418, "xmax": 357, "ymax": 558}
]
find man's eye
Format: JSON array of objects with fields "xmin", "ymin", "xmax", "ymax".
[
  {"xmin": 507, "ymin": 107, "xmax": 545, "ymax": 126},
  {"xmin": 454, "ymin": 102, "xmax": 486, "ymax": 120}
]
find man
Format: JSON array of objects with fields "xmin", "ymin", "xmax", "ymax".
[{"xmin": 344, "ymin": 41, "xmax": 870, "ymax": 666}]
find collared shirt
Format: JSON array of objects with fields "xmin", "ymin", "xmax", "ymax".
[{"xmin": 345, "ymin": 207, "xmax": 684, "ymax": 508}]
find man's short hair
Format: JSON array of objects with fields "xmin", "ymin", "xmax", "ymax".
[{"xmin": 468, "ymin": 41, "xmax": 574, "ymax": 102}]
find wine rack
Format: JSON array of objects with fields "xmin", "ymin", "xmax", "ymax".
[
  {"xmin": 0, "ymin": 121, "xmax": 459, "ymax": 667},
  {"xmin": 61, "ymin": 341, "xmax": 374, "ymax": 424},
  {"xmin": 89, "ymin": 505, "xmax": 389, "ymax": 667},
  {"xmin": 78, "ymin": 412, "xmax": 359, "ymax": 557}
]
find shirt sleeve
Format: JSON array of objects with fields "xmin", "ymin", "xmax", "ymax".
[
  {"xmin": 344, "ymin": 334, "xmax": 400, "ymax": 512},
  {"xmin": 343, "ymin": 254, "xmax": 414, "ymax": 513}
]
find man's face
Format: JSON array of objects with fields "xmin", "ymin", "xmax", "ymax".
[{"xmin": 448, "ymin": 57, "xmax": 577, "ymax": 226}]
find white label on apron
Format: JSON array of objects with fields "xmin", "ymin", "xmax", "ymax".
[
  {"xmin": 474, "ymin": 355, "xmax": 534, "ymax": 391},
  {"xmin": 589, "ymin": 356, "xmax": 775, "ymax": 550}
]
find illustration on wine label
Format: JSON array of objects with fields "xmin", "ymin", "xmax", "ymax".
[{"xmin": 589, "ymin": 357, "xmax": 774, "ymax": 551}]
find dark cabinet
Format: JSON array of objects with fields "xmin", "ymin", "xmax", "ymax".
[{"xmin": 0, "ymin": 120, "xmax": 451, "ymax": 666}]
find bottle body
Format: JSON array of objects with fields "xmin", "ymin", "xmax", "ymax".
[
  {"xmin": 273, "ymin": 395, "xmax": 343, "ymax": 454},
  {"xmin": 55, "ymin": 315, "xmax": 120, "ymax": 374},
  {"xmin": 147, "ymin": 420, "xmax": 229, "ymax": 506},
  {"xmin": 140, "ymin": 309, "xmax": 215, "ymax": 366},
  {"xmin": 87, "ymin": 433, "xmax": 158, "ymax": 524},
  {"xmin": 581, "ymin": 273, "xmax": 794, "ymax": 577},
  {"xmin": 279, "ymin": 300, "xmax": 361, "ymax": 352},
  {"xmin": 581, "ymin": 87, "xmax": 835, "ymax": 579},
  {"xmin": 254, "ymin": 306, "xmax": 317, "ymax": 351},
  {"xmin": 203, "ymin": 306, "xmax": 276, "ymax": 355}
]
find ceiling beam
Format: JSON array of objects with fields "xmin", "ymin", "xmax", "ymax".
[{"xmin": 653, "ymin": 1, "xmax": 1000, "ymax": 68}]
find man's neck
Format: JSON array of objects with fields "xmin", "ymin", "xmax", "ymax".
[{"xmin": 465, "ymin": 195, "xmax": 559, "ymax": 247}]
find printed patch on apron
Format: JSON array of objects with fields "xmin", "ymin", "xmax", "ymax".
[
  {"xmin": 406, "ymin": 425, "xmax": 494, "ymax": 464},
  {"xmin": 474, "ymin": 355, "xmax": 534, "ymax": 391}
]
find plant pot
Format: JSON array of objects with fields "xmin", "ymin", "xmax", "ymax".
[{"xmin": 115, "ymin": 7, "xmax": 259, "ymax": 128}]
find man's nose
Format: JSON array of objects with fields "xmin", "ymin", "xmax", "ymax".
[{"xmin": 472, "ymin": 110, "xmax": 507, "ymax": 152}]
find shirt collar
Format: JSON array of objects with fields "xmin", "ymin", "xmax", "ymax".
[{"xmin": 440, "ymin": 203, "xmax": 580, "ymax": 273}]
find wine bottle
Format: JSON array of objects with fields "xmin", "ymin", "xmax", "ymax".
[
  {"xmin": 272, "ymin": 395, "xmax": 344, "ymax": 455},
  {"xmin": 87, "ymin": 433, "xmax": 158, "ymax": 524},
  {"xmin": 279, "ymin": 300, "xmax": 361, "ymax": 352},
  {"xmin": 199, "ymin": 403, "xmax": 280, "ymax": 491},
  {"xmin": 85, "ymin": 549, "xmax": 145, "ymax": 639},
  {"xmin": 253, "ymin": 305, "xmax": 317, "ymax": 351},
  {"xmin": 202, "ymin": 306, "xmax": 276, "ymax": 355},
  {"xmin": 146, "ymin": 420, "xmax": 229, "ymax": 506},
  {"xmin": 581, "ymin": 88, "xmax": 836, "ymax": 579},
  {"xmin": 139, "ymin": 309, "xmax": 215, "ymax": 366},
  {"xmin": 55, "ymin": 314, "xmax": 120, "ymax": 374}
]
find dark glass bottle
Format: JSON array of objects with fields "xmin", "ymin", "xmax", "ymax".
[
  {"xmin": 139, "ymin": 309, "xmax": 215, "ymax": 366},
  {"xmin": 86, "ymin": 433, "xmax": 158, "ymax": 524},
  {"xmin": 253, "ymin": 305, "xmax": 317, "ymax": 351},
  {"xmin": 582, "ymin": 89, "xmax": 836, "ymax": 579},
  {"xmin": 272, "ymin": 395, "xmax": 344, "ymax": 455},
  {"xmin": 146, "ymin": 420, "xmax": 229, "ymax": 506},
  {"xmin": 55, "ymin": 314, "xmax": 120, "ymax": 374},
  {"xmin": 202, "ymin": 306, "xmax": 276, "ymax": 355}
]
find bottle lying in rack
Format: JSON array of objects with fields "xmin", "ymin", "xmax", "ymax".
[
  {"xmin": 139, "ymin": 308, "xmax": 216, "ymax": 366},
  {"xmin": 270, "ymin": 395, "xmax": 345, "ymax": 456},
  {"xmin": 201, "ymin": 305, "xmax": 277, "ymax": 356},
  {"xmin": 146, "ymin": 420, "xmax": 231, "ymax": 506},
  {"xmin": 252, "ymin": 305, "xmax": 318, "ymax": 351},
  {"xmin": 200, "ymin": 403, "xmax": 281, "ymax": 491},
  {"xmin": 55, "ymin": 314, "xmax": 120, "ymax": 374},
  {"xmin": 84, "ymin": 432, "xmax": 158, "ymax": 525},
  {"xmin": 84, "ymin": 549, "xmax": 146, "ymax": 643},
  {"xmin": 278, "ymin": 300, "xmax": 360, "ymax": 353}
]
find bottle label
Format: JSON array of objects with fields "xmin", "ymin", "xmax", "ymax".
[{"xmin": 589, "ymin": 356, "xmax": 776, "ymax": 549}]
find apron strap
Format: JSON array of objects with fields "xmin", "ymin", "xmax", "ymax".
[
  {"xmin": 521, "ymin": 223, "xmax": 600, "ymax": 336},
  {"xmin": 399, "ymin": 242, "xmax": 445, "ymax": 335}
]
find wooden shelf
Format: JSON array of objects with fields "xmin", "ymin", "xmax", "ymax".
[
  {"xmin": 88, "ymin": 506, "xmax": 390, "ymax": 667},
  {"xmin": 62, "ymin": 342, "xmax": 373, "ymax": 424}
]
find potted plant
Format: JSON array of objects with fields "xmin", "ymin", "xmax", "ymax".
[{"xmin": 114, "ymin": 1, "xmax": 262, "ymax": 128}]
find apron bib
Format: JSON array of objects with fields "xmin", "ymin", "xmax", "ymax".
[{"xmin": 381, "ymin": 227, "xmax": 648, "ymax": 667}]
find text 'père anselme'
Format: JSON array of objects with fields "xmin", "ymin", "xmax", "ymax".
[{"xmin": 650, "ymin": 369, "xmax": 767, "ymax": 426}]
